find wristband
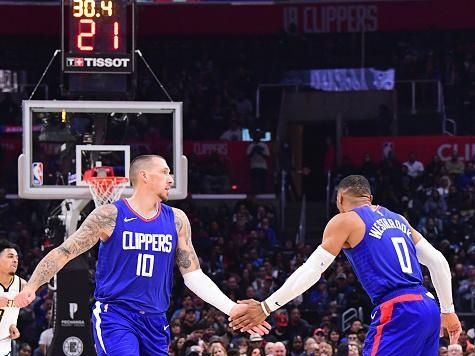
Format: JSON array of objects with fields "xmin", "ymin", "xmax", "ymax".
[
  {"xmin": 261, "ymin": 302, "xmax": 270, "ymax": 316},
  {"xmin": 441, "ymin": 304, "xmax": 455, "ymax": 314}
]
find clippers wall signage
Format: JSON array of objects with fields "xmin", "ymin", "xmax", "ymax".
[{"xmin": 62, "ymin": 0, "xmax": 133, "ymax": 73}]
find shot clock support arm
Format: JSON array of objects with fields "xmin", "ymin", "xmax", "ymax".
[{"xmin": 29, "ymin": 49, "xmax": 61, "ymax": 100}]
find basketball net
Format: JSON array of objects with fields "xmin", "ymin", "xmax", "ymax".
[{"xmin": 85, "ymin": 177, "xmax": 128, "ymax": 207}]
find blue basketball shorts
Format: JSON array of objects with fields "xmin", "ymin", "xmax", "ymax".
[
  {"xmin": 363, "ymin": 287, "xmax": 441, "ymax": 356},
  {"xmin": 91, "ymin": 301, "xmax": 170, "ymax": 356}
]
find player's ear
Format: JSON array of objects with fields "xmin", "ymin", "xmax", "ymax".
[
  {"xmin": 369, "ymin": 194, "xmax": 373, "ymax": 202},
  {"xmin": 140, "ymin": 170, "xmax": 148, "ymax": 183}
]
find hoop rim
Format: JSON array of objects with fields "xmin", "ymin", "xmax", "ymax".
[{"xmin": 84, "ymin": 176, "xmax": 129, "ymax": 184}]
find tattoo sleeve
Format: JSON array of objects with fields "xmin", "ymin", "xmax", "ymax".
[
  {"xmin": 173, "ymin": 208, "xmax": 200, "ymax": 273},
  {"xmin": 27, "ymin": 204, "xmax": 117, "ymax": 290}
]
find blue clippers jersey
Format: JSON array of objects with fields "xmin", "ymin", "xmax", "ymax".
[
  {"xmin": 94, "ymin": 199, "xmax": 177, "ymax": 313},
  {"xmin": 343, "ymin": 205, "xmax": 423, "ymax": 305}
]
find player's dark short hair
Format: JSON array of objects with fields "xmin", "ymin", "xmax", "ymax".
[
  {"xmin": 338, "ymin": 175, "xmax": 371, "ymax": 197},
  {"xmin": 129, "ymin": 154, "xmax": 165, "ymax": 186},
  {"xmin": 0, "ymin": 239, "xmax": 19, "ymax": 255}
]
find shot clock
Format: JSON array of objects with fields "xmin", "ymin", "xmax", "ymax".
[{"xmin": 62, "ymin": 0, "xmax": 134, "ymax": 74}]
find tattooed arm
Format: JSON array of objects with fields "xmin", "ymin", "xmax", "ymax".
[
  {"xmin": 14, "ymin": 204, "xmax": 117, "ymax": 307},
  {"xmin": 173, "ymin": 207, "xmax": 200, "ymax": 275}
]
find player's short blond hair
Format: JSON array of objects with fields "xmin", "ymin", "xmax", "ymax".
[{"xmin": 129, "ymin": 154, "xmax": 165, "ymax": 186}]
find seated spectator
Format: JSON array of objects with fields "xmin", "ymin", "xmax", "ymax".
[
  {"xmin": 288, "ymin": 307, "xmax": 312, "ymax": 339},
  {"xmin": 18, "ymin": 343, "xmax": 32, "ymax": 356},
  {"xmin": 289, "ymin": 335, "xmax": 303, "ymax": 356},
  {"xmin": 210, "ymin": 342, "xmax": 228, "ymax": 356},
  {"xmin": 34, "ymin": 309, "xmax": 53, "ymax": 356},
  {"xmin": 448, "ymin": 343, "xmax": 463, "ymax": 356},
  {"xmin": 264, "ymin": 342, "xmax": 275, "ymax": 355},
  {"xmin": 403, "ymin": 152, "xmax": 424, "ymax": 179},
  {"xmin": 445, "ymin": 151, "xmax": 465, "ymax": 175},
  {"xmin": 318, "ymin": 341, "xmax": 333, "ymax": 356},
  {"xmin": 313, "ymin": 327, "xmax": 327, "ymax": 345},
  {"xmin": 273, "ymin": 342, "xmax": 287, "ymax": 356},
  {"xmin": 459, "ymin": 329, "xmax": 475, "ymax": 353},
  {"xmin": 425, "ymin": 154, "xmax": 446, "ymax": 177},
  {"xmin": 270, "ymin": 311, "xmax": 290, "ymax": 343},
  {"xmin": 423, "ymin": 189, "xmax": 447, "ymax": 216}
]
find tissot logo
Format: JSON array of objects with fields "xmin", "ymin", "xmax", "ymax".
[
  {"xmin": 73, "ymin": 58, "xmax": 84, "ymax": 67},
  {"xmin": 66, "ymin": 57, "xmax": 130, "ymax": 68}
]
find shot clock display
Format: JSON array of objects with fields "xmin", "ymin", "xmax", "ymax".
[{"xmin": 62, "ymin": 0, "xmax": 134, "ymax": 74}]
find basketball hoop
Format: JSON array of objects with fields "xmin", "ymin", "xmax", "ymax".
[{"xmin": 85, "ymin": 177, "xmax": 128, "ymax": 207}]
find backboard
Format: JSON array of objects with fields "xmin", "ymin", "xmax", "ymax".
[{"xmin": 18, "ymin": 100, "xmax": 187, "ymax": 200}]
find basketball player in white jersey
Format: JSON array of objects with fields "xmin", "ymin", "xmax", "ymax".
[{"xmin": 0, "ymin": 240, "xmax": 24, "ymax": 356}]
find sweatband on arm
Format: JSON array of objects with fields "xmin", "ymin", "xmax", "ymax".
[
  {"xmin": 415, "ymin": 237, "xmax": 454, "ymax": 313},
  {"xmin": 265, "ymin": 246, "xmax": 335, "ymax": 312},
  {"xmin": 183, "ymin": 269, "xmax": 236, "ymax": 315}
]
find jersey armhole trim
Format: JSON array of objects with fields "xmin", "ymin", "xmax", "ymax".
[{"xmin": 102, "ymin": 202, "xmax": 121, "ymax": 244}]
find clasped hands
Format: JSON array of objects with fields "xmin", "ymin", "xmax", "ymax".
[{"xmin": 229, "ymin": 299, "xmax": 269, "ymax": 335}]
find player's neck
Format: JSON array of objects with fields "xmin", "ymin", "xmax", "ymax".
[
  {"xmin": 0, "ymin": 274, "xmax": 13, "ymax": 289},
  {"xmin": 126, "ymin": 195, "xmax": 160, "ymax": 219},
  {"xmin": 347, "ymin": 199, "xmax": 373, "ymax": 211}
]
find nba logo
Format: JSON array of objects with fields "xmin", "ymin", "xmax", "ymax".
[{"xmin": 32, "ymin": 162, "xmax": 43, "ymax": 186}]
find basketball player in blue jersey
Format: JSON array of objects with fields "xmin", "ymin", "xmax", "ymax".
[
  {"xmin": 230, "ymin": 175, "xmax": 462, "ymax": 356},
  {"xmin": 14, "ymin": 155, "xmax": 270, "ymax": 355}
]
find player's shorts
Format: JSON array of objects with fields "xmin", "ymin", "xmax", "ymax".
[
  {"xmin": 0, "ymin": 339, "xmax": 11, "ymax": 356},
  {"xmin": 363, "ymin": 286, "xmax": 440, "ymax": 356},
  {"xmin": 91, "ymin": 301, "xmax": 170, "ymax": 356}
]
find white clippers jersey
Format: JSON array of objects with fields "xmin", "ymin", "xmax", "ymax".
[{"xmin": 0, "ymin": 275, "xmax": 21, "ymax": 341}]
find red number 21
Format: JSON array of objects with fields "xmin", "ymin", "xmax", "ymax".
[{"xmin": 77, "ymin": 19, "xmax": 95, "ymax": 51}]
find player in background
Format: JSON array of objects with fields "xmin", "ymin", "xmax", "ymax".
[
  {"xmin": 15, "ymin": 155, "xmax": 270, "ymax": 355},
  {"xmin": 0, "ymin": 240, "xmax": 24, "ymax": 356},
  {"xmin": 231, "ymin": 175, "xmax": 462, "ymax": 355}
]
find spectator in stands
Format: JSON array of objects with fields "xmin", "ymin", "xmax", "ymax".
[
  {"xmin": 319, "ymin": 341, "xmax": 334, "ymax": 356},
  {"xmin": 458, "ymin": 329, "xmax": 475, "ymax": 353},
  {"xmin": 423, "ymin": 189, "xmax": 447, "ymax": 216},
  {"xmin": 301, "ymin": 337, "xmax": 317, "ymax": 355},
  {"xmin": 246, "ymin": 130, "xmax": 270, "ymax": 194},
  {"xmin": 448, "ymin": 343, "xmax": 463, "ymax": 355},
  {"xmin": 18, "ymin": 343, "xmax": 32, "ymax": 356},
  {"xmin": 236, "ymin": 337, "xmax": 249, "ymax": 356},
  {"xmin": 313, "ymin": 327, "xmax": 327, "ymax": 345},
  {"xmin": 171, "ymin": 295, "xmax": 195, "ymax": 321},
  {"xmin": 287, "ymin": 307, "xmax": 311, "ymax": 339},
  {"xmin": 426, "ymin": 155, "xmax": 446, "ymax": 177},
  {"xmin": 273, "ymin": 342, "xmax": 287, "ymax": 356},
  {"xmin": 264, "ymin": 341, "xmax": 275, "ymax": 355},
  {"xmin": 289, "ymin": 335, "xmax": 304, "ymax": 356},
  {"xmin": 270, "ymin": 311, "xmax": 290, "ymax": 343},
  {"xmin": 347, "ymin": 341, "xmax": 360, "ymax": 356},
  {"xmin": 249, "ymin": 333, "xmax": 263, "ymax": 351},
  {"xmin": 360, "ymin": 153, "xmax": 377, "ymax": 181},
  {"xmin": 403, "ymin": 152, "xmax": 424, "ymax": 179},
  {"xmin": 210, "ymin": 342, "xmax": 228, "ymax": 356},
  {"xmin": 445, "ymin": 151, "xmax": 465, "ymax": 175},
  {"xmin": 250, "ymin": 347, "xmax": 264, "ymax": 356},
  {"xmin": 34, "ymin": 309, "xmax": 52, "ymax": 356},
  {"xmin": 439, "ymin": 345, "xmax": 448, "ymax": 355}
]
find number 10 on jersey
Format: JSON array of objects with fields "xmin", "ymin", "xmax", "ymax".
[{"xmin": 136, "ymin": 253, "xmax": 154, "ymax": 277}]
